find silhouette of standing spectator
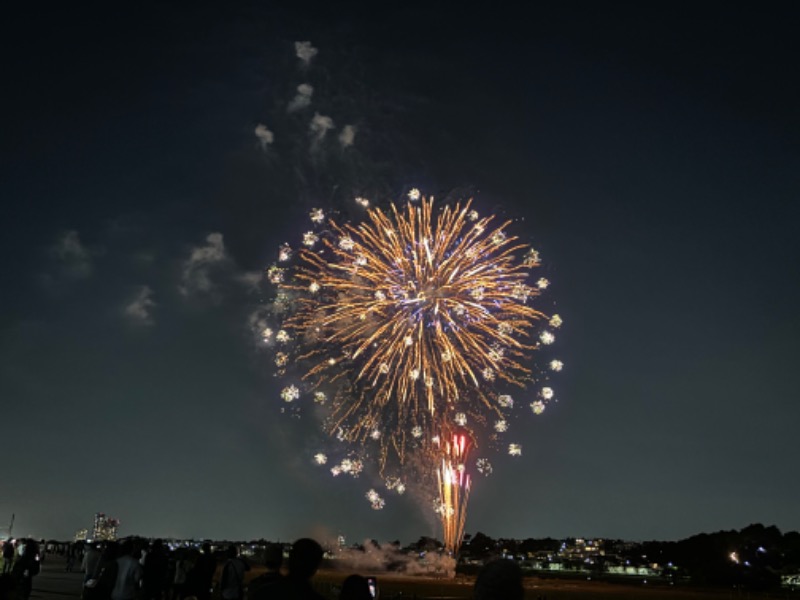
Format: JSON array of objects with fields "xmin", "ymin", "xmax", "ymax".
[
  {"xmin": 248, "ymin": 544, "xmax": 283, "ymax": 600},
  {"xmin": 83, "ymin": 543, "xmax": 103, "ymax": 584},
  {"xmin": 338, "ymin": 575, "xmax": 371, "ymax": 600},
  {"xmin": 186, "ymin": 543, "xmax": 215, "ymax": 600},
  {"xmin": 219, "ymin": 546, "xmax": 249, "ymax": 600},
  {"xmin": 271, "ymin": 538, "xmax": 325, "ymax": 600},
  {"xmin": 11, "ymin": 539, "xmax": 40, "ymax": 600},
  {"xmin": 473, "ymin": 559, "xmax": 524, "ymax": 600},
  {"xmin": 142, "ymin": 540, "xmax": 169, "ymax": 600},
  {"xmin": 1, "ymin": 541, "xmax": 13, "ymax": 575},
  {"xmin": 85, "ymin": 542, "xmax": 119, "ymax": 600},
  {"xmin": 111, "ymin": 540, "xmax": 142, "ymax": 600}
]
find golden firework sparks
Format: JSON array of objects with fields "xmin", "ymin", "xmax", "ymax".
[{"xmin": 278, "ymin": 197, "xmax": 551, "ymax": 466}]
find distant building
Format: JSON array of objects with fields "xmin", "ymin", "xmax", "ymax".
[
  {"xmin": 91, "ymin": 513, "xmax": 120, "ymax": 541},
  {"xmin": 75, "ymin": 529, "xmax": 88, "ymax": 542}
]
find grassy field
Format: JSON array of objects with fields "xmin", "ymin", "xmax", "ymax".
[{"xmin": 245, "ymin": 566, "xmax": 793, "ymax": 600}]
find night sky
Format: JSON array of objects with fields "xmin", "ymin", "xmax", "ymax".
[{"xmin": 2, "ymin": 3, "xmax": 799, "ymax": 544}]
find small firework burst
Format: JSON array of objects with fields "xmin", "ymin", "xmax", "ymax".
[
  {"xmin": 550, "ymin": 359, "xmax": 564, "ymax": 372},
  {"xmin": 540, "ymin": 331, "xmax": 555, "ymax": 345},
  {"xmin": 537, "ymin": 277, "xmax": 550, "ymax": 290},
  {"xmin": 302, "ymin": 231, "xmax": 319, "ymax": 247},
  {"xmin": 281, "ymin": 385, "xmax": 300, "ymax": 402},
  {"xmin": 278, "ymin": 244, "xmax": 292, "ymax": 262},
  {"xmin": 267, "ymin": 265, "xmax": 285, "ymax": 284},
  {"xmin": 476, "ymin": 458, "xmax": 493, "ymax": 475},
  {"xmin": 540, "ymin": 387, "xmax": 554, "ymax": 400},
  {"xmin": 355, "ymin": 196, "xmax": 370, "ymax": 208},
  {"xmin": 531, "ymin": 400, "xmax": 546, "ymax": 415},
  {"xmin": 261, "ymin": 327, "xmax": 273, "ymax": 341},
  {"xmin": 549, "ymin": 314, "xmax": 563, "ymax": 328},
  {"xmin": 314, "ymin": 391, "xmax": 327, "ymax": 404},
  {"xmin": 497, "ymin": 394, "xmax": 514, "ymax": 408},
  {"xmin": 494, "ymin": 420, "xmax": 508, "ymax": 433},
  {"xmin": 366, "ymin": 489, "xmax": 385, "ymax": 510},
  {"xmin": 407, "ymin": 188, "xmax": 421, "ymax": 201},
  {"xmin": 309, "ymin": 208, "xmax": 325, "ymax": 224},
  {"xmin": 276, "ymin": 329, "xmax": 291, "ymax": 343},
  {"xmin": 454, "ymin": 413, "xmax": 467, "ymax": 426},
  {"xmin": 508, "ymin": 443, "xmax": 522, "ymax": 456},
  {"xmin": 314, "ymin": 453, "xmax": 328, "ymax": 465}
]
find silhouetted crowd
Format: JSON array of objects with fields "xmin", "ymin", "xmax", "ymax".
[{"xmin": 1, "ymin": 536, "xmax": 527, "ymax": 600}]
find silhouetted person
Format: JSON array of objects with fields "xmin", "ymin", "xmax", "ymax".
[
  {"xmin": 248, "ymin": 544, "xmax": 284, "ymax": 600},
  {"xmin": 272, "ymin": 538, "xmax": 325, "ymax": 600},
  {"xmin": 85, "ymin": 542, "xmax": 119, "ymax": 600},
  {"xmin": 111, "ymin": 540, "xmax": 142, "ymax": 600},
  {"xmin": 11, "ymin": 539, "xmax": 40, "ymax": 600},
  {"xmin": 338, "ymin": 575, "xmax": 371, "ymax": 600},
  {"xmin": 473, "ymin": 559, "xmax": 524, "ymax": 600},
  {"xmin": 1, "ymin": 541, "xmax": 14, "ymax": 574},
  {"xmin": 83, "ymin": 543, "xmax": 103, "ymax": 584},
  {"xmin": 219, "ymin": 546, "xmax": 249, "ymax": 600},
  {"xmin": 143, "ymin": 540, "xmax": 169, "ymax": 600},
  {"xmin": 186, "ymin": 543, "xmax": 215, "ymax": 600}
]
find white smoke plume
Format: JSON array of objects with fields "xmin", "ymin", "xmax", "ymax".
[
  {"xmin": 295, "ymin": 41, "xmax": 318, "ymax": 65},
  {"xmin": 309, "ymin": 113, "xmax": 335, "ymax": 147},
  {"xmin": 338, "ymin": 124, "xmax": 357, "ymax": 147},
  {"xmin": 288, "ymin": 83, "xmax": 314, "ymax": 112},
  {"xmin": 124, "ymin": 285, "xmax": 156, "ymax": 325},
  {"xmin": 179, "ymin": 232, "xmax": 227, "ymax": 296},
  {"xmin": 254, "ymin": 123, "xmax": 274, "ymax": 149}
]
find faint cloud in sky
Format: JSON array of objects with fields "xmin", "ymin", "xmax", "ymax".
[
  {"xmin": 51, "ymin": 230, "xmax": 92, "ymax": 279},
  {"xmin": 124, "ymin": 285, "xmax": 156, "ymax": 325},
  {"xmin": 179, "ymin": 232, "xmax": 227, "ymax": 296}
]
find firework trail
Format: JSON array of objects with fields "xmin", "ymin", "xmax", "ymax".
[{"xmin": 435, "ymin": 432, "xmax": 472, "ymax": 554}]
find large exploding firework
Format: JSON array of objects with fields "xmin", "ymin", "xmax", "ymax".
[{"xmin": 265, "ymin": 192, "xmax": 561, "ymax": 551}]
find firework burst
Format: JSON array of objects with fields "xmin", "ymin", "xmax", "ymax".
[{"xmin": 274, "ymin": 196, "xmax": 556, "ymax": 468}]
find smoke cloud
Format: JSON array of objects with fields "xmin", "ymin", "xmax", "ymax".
[{"xmin": 288, "ymin": 83, "xmax": 314, "ymax": 112}]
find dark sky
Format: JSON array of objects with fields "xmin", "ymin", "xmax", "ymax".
[{"xmin": 2, "ymin": 3, "xmax": 798, "ymax": 544}]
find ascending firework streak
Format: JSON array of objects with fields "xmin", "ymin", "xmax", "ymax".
[{"xmin": 436, "ymin": 433, "xmax": 472, "ymax": 555}]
